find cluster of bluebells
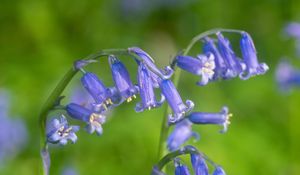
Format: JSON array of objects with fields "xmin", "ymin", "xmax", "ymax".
[
  {"xmin": 44, "ymin": 30, "xmax": 268, "ymax": 174},
  {"xmin": 0, "ymin": 90, "xmax": 27, "ymax": 165},
  {"xmin": 176, "ymin": 32, "xmax": 268, "ymax": 86}
]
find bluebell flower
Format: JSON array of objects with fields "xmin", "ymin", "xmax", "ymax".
[
  {"xmin": 175, "ymin": 163, "xmax": 191, "ymax": 175},
  {"xmin": 176, "ymin": 53, "xmax": 215, "ymax": 86},
  {"xmin": 66, "ymin": 103, "xmax": 105, "ymax": 135},
  {"xmin": 135, "ymin": 62, "xmax": 164, "ymax": 112},
  {"xmin": 285, "ymin": 22, "xmax": 300, "ymax": 39},
  {"xmin": 212, "ymin": 166, "xmax": 226, "ymax": 175},
  {"xmin": 159, "ymin": 79, "xmax": 194, "ymax": 122},
  {"xmin": 240, "ymin": 32, "xmax": 269, "ymax": 80},
  {"xmin": 203, "ymin": 37, "xmax": 229, "ymax": 80},
  {"xmin": 128, "ymin": 47, "xmax": 173, "ymax": 79},
  {"xmin": 167, "ymin": 119, "xmax": 198, "ymax": 151},
  {"xmin": 81, "ymin": 72, "xmax": 119, "ymax": 111},
  {"xmin": 275, "ymin": 60, "xmax": 300, "ymax": 92},
  {"xmin": 188, "ymin": 106, "xmax": 232, "ymax": 133},
  {"xmin": 217, "ymin": 32, "xmax": 245, "ymax": 78},
  {"xmin": 190, "ymin": 153, "xmax": 209, "ymax": 175},
  {"xmin": 109, "ymin": 55, "xmax": 139, "ymax": 102},
  {"xmin": 46, "ymin": 115, "xmax": 79, "ymax": 145}
]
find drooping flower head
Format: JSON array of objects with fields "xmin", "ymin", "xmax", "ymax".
[
  {"xmin": 175, "ymin": 163, "xmax": 191, "ymax": 175},
  {"xmin": 109, "ymin": 55, "xmax": 139, "ymax": 102},
  {"xmin": 81, "ymin": 72, "xmax": 119, "ymax": 111},
  {"xmin": 135, "ymin": 62, "xmax": 164, "ymax": 112},
  {"xmin": 203, "ymin": 37, "xmax": 229, "ymax": 80},
  {"xmin": 240, "ymin": 32, "xmax": 269, "ymax": 79},
  {"xmin": 46, "ymin": 115, "xmax": 79, "ymax": 145},
  {"xmin": 128, "ymin": 47, "xmax": 173, "ymax": 79},
  {"xmin": 66, "ymin": 103, "xmax": 106, "ymax": 135},
  {"xmin": 217, "ymin": 32, "xmax": 245, "ymax": 78},
  {"xmin": 167, "ymin": 119, "xmax": 198, "ymax": 151},
  {"xmin": 176, "ymin": 53, "xmax": 215, "ymax": 86},
  {"xmin": 159, "ymin": 79, "xmax": 194, "ymax": 122},
  {"xmin": 188, "ymin": 106, "xmax": 232, "ymax": 133},
  {"xmin": 190, "ymin": 152, "xmax": 209, "ymax": 175}
]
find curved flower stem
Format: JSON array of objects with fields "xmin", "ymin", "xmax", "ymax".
[
  {"xmin": 39, "ymin": 48, "xmax": 130, "ymax": 175},
  {"xmin": 156, "ymin": 28, "xmax": 244, "ymax": 161}
]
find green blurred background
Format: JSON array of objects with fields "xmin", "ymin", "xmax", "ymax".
[{"xmin": 1, "ymin": 0, "xmax": 300, "ymax": 174}]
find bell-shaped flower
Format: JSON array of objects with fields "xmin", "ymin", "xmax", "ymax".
[
  {"xmin": 239, "ymin": 32, "xmax": 269, "ymax": 79},
  {"xmin": 167, "ymin": 119, "xmax": 198, "ymax": 151},
  {"xmin": 175, "ymin": 163, "xmax": 191, "ymax": 175},
  {"xmin": 46, "ymin": 115, "xmax": 79, "ymax": 145},
  {"xmin": 159, "ymin": 79, "xmax": 194, "ymax": 122},
  {"xmin": 188, "ymin": 106, "xmax": 232, "ymax": 133},
  {"xmin": 109, "ymin": 55, "xmax": 139, "ymax": 102},
  {"xmin": 128, "ymin": 47, "xmax": 173, "ymax": 79},
  {"xmin": 212, "ymin": 166, "xmax": 226, "ymax": 175},
  {"xmin": 176, "ymin": 53, "xmax": 215, "ymax": 86},
  {"xmin": 217, "ymin": 32, "xmax": 245, "ymax": 78},
  {"xmin": 81, "ymin": 72, "xmax": 118, "ymax": 111},
  {"xmin": 190, "ymin": 153, "xmax": 209, "ymax": 175},
  {"xmin": 203, "ymin": 37, "xmax": 229, "ymax": 80},
  {"xmin": 135, "ymin": 62, "xmax": 164, "ymax": 112},
  {"xmin": 66, "ymin": 103, "xmax": 106, "ymax": 135}
]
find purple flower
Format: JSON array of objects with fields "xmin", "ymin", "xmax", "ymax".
[
  {"xmin": 176, "ymin": 53, "xmax": 215, "ymax": 86},
  {"xmin": 275, "ymin": 60, "xmax": 300, "ymax": 92},
  {"xmin": 175, "ymin": 164, "xmax": 191, "ymax": 175},
  {"xmin": 239, "ymin": 32, "xmax": 269, "ymax": 80},
  {"xmin": 203, "ymin": 37, "xmax": 229, "ymax": 80},
  {"xmin": 81, "ymin": 72, "xmax": 118, "ymax": 111},
  {"xmin": 46, "ymin": 115, "xmax": 79, "ymax": 145},
  {"xmin": 190, "ymin": 153, "xmax": 209, "ymax": 175},
  {"xmin": 66, "ymin": 103, "xmax": 105, "ymax": 135},
  {"xmin": 128, "ymin": 47, "xmax": 173, "ymax": 79},
  {"xmin": 109, "ymin": 55, "xmax": 139, "ymax": 102},
  {"xmin": 159, "ymin": 79, "xmax": 194, "ymax": 122},
  {"xmin": 212, "ymin": 166, "xmax": 226, "ymax": 175},
  {"xmin": 188, "ymin": 106, "xmax": 232, "ymax": 133},
  {"xmin": 167, "ymin": 119, "xmax": 198, "ymax": 151},
  {"xmin": 285, "ymin": 22, "xmax": 300, "ymax": 39},
  {"xmin": 135, "ymin": 62, "xmax": 164, "ymax": 112},
  {"xmin": 217, "ymin": 32, "xmax": 245, "ymax": 78}
]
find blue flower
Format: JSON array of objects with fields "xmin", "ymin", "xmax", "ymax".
[
  {"xmin": 135, "ymin": 62, "xmax": 164, "ymax": 112},
  {"xmin": 188, "ymin": 106, "xmax": 232, "ymax": 133},
  {"xmin": 203, "ymin": 37, "xmax": 229, "ymax": 80},
  {"xmin": 159, "ymin": 79, "xmax": 194, "ymax": 122},
  {"xmin": 190, "ymin": 153, "xmax": 209, "ymax": 175},
  {"xmin": 128, "ymin": 47, "xmax": 173, "ymax": 79},
  {"xmin": 217, "ymin": 32, "xmax": 245, "ymax": 78},
  {"xmin": 46, "ymin": 115, "xmax": 79, "ymax": 145},
  {"xmin": 81, "ymin": 72, "xmax": 120, "ymax": 111},
  {"xmin": 175, "ymin": 163, "xmax": 191, "ymax": 175},
  {"xmin": 212, "ymin": 166, "xmax": 226, "ymax": 175},
  {"xmin": 66, "ymin": 103, "xmax": 106, "ymax": 135},
  {"xmin": 109, "ymin": 55, "xmax": 139, "ymax": 102},
  {"xmin": 176, "ymin": 53, "xmax": 215, "ymax": 86},
  {"xmin": 167, "ymin": 119, "xmax": 198, "ymax": 151},
  {"xmin": 285, "ymin": 22, "xmax": 300, "ymax": 39},
  {"xmin": 275, "ymin": 60, "xmax": 300, "ymax": 92},
  {"xmin": 240, "ymin": 32, "xmax": 269, "ymax": 79}
]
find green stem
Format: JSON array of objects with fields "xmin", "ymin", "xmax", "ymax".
[
  {"xmin": 156, "ymin": 28, "xmax": 243, "ymax": 161},
  {"xmin": 39, "ymin": 49, "xmax": 129, "ymax": 175}
]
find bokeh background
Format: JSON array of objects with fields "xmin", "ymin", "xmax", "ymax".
[{"xmin": 1, "ymin": 0, "xmax": 300, "ymax": 174}]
